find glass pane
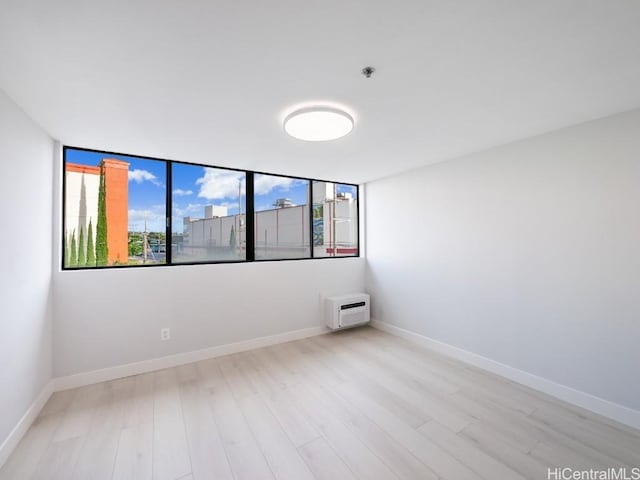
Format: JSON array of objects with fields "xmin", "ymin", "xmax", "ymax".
[
  {"xmin": 64, "ymin": 148, "xmax": 167, "ymax": 268},
  {"xmin": 171, "ymin": 164, "xmax": 246, "ymax": 263},
  {"xmin": 254, "ymin": 174, "xmax": 310, "ymax": 260},
  {"xmin": 313, "ymin": 182, "xmax": 358, "ymax": 257}
]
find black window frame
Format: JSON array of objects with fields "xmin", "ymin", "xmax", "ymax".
[{"xmin": 61, "ymin": 145, "xmax": 359, "ymax": 270}]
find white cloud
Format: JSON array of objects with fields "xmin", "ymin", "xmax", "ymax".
[
  {"xmin": 173, "ymin": 188, "xmax": 193, "ymax": 196},
  {"xmin": 196, "ymin": 168, "xmax": 245, "ymax": 200},
  {"xmin": 195, "ymin": 168, "xmax": 306, "ymax": 200},
  {"xmin": 254, "ymin": 174, "xmax": 298, "ymax": 195},
  {"xmin": 173, "ymin": 203, "xmax": 205, "ymax": 217},
  {"xmin": 218, "ymin": 201, "xmax": 241, "ymax": 211},
  {"xmin": 128, "ymin": 209, "xmax": 165, "ymax": 232},
  {"xmin": 129, "ymin": 169, "xmax": 161, "ymax": 186}
]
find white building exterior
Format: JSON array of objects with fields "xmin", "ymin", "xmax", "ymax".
[
  {"xmin": 181, "ymin": 183, "xmax": 358, "ymax": 260},
  {"xmin": 255, "ymin": 204, "xmax": 310, "ymax": 259}
]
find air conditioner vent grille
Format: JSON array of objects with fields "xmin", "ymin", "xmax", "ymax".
[{"xmin": 341, "ymin": 301, "xmax": 366, "ymax": 310}]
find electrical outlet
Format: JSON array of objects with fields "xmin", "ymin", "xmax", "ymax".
[{"xmin": 160, "ymin": 328, "xmax": 171, "ymax": 341}]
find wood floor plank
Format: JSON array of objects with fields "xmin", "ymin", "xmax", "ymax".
[
  {"xmin": 263, "ymin": 342, "xmax": 401, "ymax": 479},
  {"xmin": 447, "ymin": 390, "xmax": 543, "ymax": 453},
  {"xmin": 218, "ymin": 353, "xmax": 259, "ymax": 401},
  {"xmin": 72, "ymin": 379, "xmax": 133, "ymax": 480},
  {"xmin": 528, "ymin": 417, "xmax": 635, "ymax": 469},
  {"xmin": 529, "ymin": 405, "xmax": 640, "ymax": 466},
  {"xmin": 0, "ymin": 413, "xmax": 66, "ymax": 480},
  {"xmin": 339, "ymin": 330, "xmax": 534, "ymax": 418},
  {"xmin": 309, "ymin": 335, "xmax": 473, "ymax": 432},
  {"xmin": 513, "ymin": 380, "xmax": 640, "ymax": 438},
  {"xmin": 301, "ymin": 377, "xmax": 439, "ymax": 480},
  {"xmin": 286, "ymin": 382, "xmax": 401, "ymax": 480},
  {"xmin": 332, "ymin": 380, "xmax": 483, "ymax": 480},
  {"xmin": 295, "ymin": 339, "xmax": 432, "ymax": 428},
  {"xmin": 122, "ymin": 373, "xmax": 154, "ymax": 428},
  {"xmin": 111, "ymin": 423, "xmax": 153, "ymax": 480},
  {"xmin": 239, "ymin": 393, "xmax": 315, "ymax": 480},
  {"xmin": 251, "ymin": 347, "xmax": 301, "ymax": 388},
  {"xmin": 356, "ymin": 327, "xmax": 466, "ymax": 372},
  {"xmin": 333, "ymin": 328, "xmax": 461, "ymax": 395},
  {"xmin": 298, "ymin": 437, "xmax": 357, "ymax": 480},
  {"xmin": 4, "ymin": 326, "xmax": 639, "ymax": 480},
  {"xmin": 152, "ymin": 368, "xmax": 192, "ymax": 480},
  {"xmin": 460, "ymin": 421, "xmax": 549, "ymax": 479},
  {"xmin": 418, "ymin": 420, "xmax": 526, "ymax": 480},
  {"xmin": 242, "ymin": 351, "xmax": 321, "ymax": 447},
  {"xmin": 531, "ymin": 439, "xmax": 614, "ymax": 470},
  {"xmin": 178, "ymin": 377, "xmax": 234, "ymax": 480},
  {"xmin": 52, "ymin": 383, "xmax": 106, "ymax": 442},
  {"xmin": 359, "ymin": 328, "xmax": 537, "ymax": 416},
  {"xmin": 285, "ymin": 339, "xmax": 430, "ymax": 429},
  {"xmin": 205, "ymin": 361, "xmax": 275, "ymax": 480},
  {"xmin": 30, "ymin": 436, "xmax": 85, "ymax": 480}
]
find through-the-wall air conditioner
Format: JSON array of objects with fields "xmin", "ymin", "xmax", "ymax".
[{"xmin": 325, "ymin": 293, "xmax": 370, "ymax": 330}]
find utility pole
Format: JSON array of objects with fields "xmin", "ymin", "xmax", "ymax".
[{"xmin": 143, "ymin": 216, "xmax": 148, "ymax": 264}]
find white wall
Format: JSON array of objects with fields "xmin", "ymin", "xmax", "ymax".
[
  {"xmin": 53, "ymin": 251, "xmax": 364, "ymax": 377},
  {"xmin": 0, "ymin": 90, "xmax": 53, "ymax": 444},
  {"xmin": 366, "ymin": 109, "xmax": 640, "ymax": 411}
]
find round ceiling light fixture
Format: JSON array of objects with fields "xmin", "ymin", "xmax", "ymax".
[{"xmin": 284, "ymin": 106, "xmax": 354, "ymax": 141}]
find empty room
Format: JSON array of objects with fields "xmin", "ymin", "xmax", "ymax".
[{"xmin": 1, "ymin": 1, "xmax": 639, "ymax": 479}]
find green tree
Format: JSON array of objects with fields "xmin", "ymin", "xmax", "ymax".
[
  {"xmin": 77, "ymin": 226, "xmax": 85, "ymax": 266},
  {"xmin": 64, "ymin": 233, "xmax": 70, "ymax": 268},
  {"xmin": 96, "ymin": 164, "xmax": 109, "ymax": 266},
  {"xmin": 128, "ymin": 232, "xmax": 143, "ymax": 257},
  {"xmin": 229, "ymin": 224, "xmax": 236, "ymax": 250},
  {"xmin": 70, "ymin": 230, "xmax": 77, "ymax": 267},
  {"xmin": 86, "ymin": 219, "xmax": 95, "ymax": 266}
]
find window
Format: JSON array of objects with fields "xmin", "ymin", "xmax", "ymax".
[
  {"xmin": 172, "ymin": 164, "xmax": 246, "ymax": 263},
  {"xmin": 254, "ymin": 174, "xmax": 310, "ymax": 260},
  {"xmin": 62, "ymin": 146, "xmax": 358, "ymax": 269},
  {"xmin": 63, "ymin": 148, "xmax": 167, "ymax": 268},
  {"xmin": 312, "ymin": 182, "xmax": 359, "ymax": 257}
]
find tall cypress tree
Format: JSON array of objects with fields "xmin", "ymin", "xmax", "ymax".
[
  {"xmin": 86, "ymin": 219, "xmax": 95, "ymax": 266},
  {"xmin": 78, "ymin": 226, "xmax": 85, "ymax": 266},
  {"xmin": 96, "ymin": 163, "xmax": 109, "ymax": 266},
  {"xmin": 70, "ymin": 230, "xmax": 77, "ymax": 267},
  {"xmin": 229, "ymin": 224, "xmax": 236, "ymax": 250}
]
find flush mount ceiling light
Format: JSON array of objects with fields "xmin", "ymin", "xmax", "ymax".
[{"xmin": 284, "ymin": 107, "xmax": 354, "ymax": 141}]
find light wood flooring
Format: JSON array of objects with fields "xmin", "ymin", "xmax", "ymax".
[{"xmin": 2, "ymin": 326, "xmax": 639, "ymax": 480}]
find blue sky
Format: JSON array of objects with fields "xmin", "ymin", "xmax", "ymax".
[{"xmin": 66, "ymin": 148, "xmax": 356, "ymax": 233}]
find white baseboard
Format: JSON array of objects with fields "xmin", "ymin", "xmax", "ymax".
[
  {"xmin": 0, "ymin": 380, "xmax": 54, "ymax": 469},
  {"xmin": 371, "ymin": 319, "xmax": 640, "ymax": 430},
  {"xmin": 54, "ymin": 325, "xmax": 329, "ymax": 391}
]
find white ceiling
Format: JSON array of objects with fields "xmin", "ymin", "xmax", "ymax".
[{"xmin": 1, "ymin": 1, "xmax": 640, "ymax": 184}]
